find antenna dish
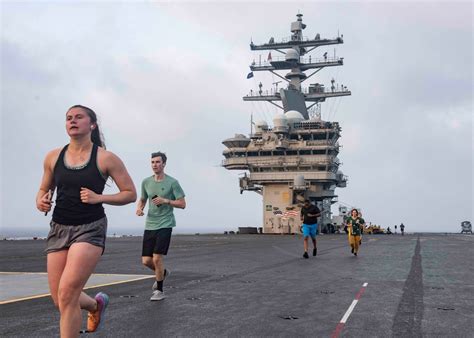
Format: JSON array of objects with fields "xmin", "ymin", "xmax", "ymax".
[
  {"xmin": 285, "ymin": 49, "xmax": 299, "ymax": 61},
  {"xmin": 285, "ymin": 110, "xmax": 304, "ymax": 126},
  {"xmin": 254, "ymin": 120, "xmax": 269, "ymax": 134}
]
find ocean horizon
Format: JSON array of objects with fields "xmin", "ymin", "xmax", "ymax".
[
  {"xmin": 0, "ymin": 226, "xmax": 232, "ymax": 239},
  {"xmin": 0, "ymin": 227, "xmax": 463, "ymax": 241}
]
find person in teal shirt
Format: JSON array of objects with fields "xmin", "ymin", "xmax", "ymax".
[{"xmin": 136, "ymin": 151, "xmax": 186, "ymax": 301}]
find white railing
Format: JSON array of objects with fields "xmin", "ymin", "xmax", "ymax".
[{"xmin": 250, "ymin": 55, "xmax": 340, "ymax": 67}]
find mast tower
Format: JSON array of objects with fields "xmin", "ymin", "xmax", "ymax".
[{"xmin": 222, "ymin": 14, "xmax": 351, "ymax": 234}]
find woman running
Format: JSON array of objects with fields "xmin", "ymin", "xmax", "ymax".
[
  {"xmin": 347, "ymin": 209, "xmax": 364, "ymax": 256},
  {"xmin": 36, "ymin": 105, "xmax": 136, "ymax": 337}
]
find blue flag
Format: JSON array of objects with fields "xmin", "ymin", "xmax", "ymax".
[{"xmin": 247, "ymin": 72, "xmax": 254, "ymax": 79}]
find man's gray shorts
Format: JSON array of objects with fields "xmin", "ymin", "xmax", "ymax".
[{"xmin": 45, "ymin": 216, "xmax": 107, "ymax": 254}]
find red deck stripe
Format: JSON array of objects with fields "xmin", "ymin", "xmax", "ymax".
[
  {"xmin": 331, "ymin": 283, "xmax": 368, "ymax": 338},
  {"xmin": 355, "ymin": 286, "xmax": 366, "ymax": 300},
  {"xmin": 331, "ymin": 323, "xmax": 345, "ymax": 338}
]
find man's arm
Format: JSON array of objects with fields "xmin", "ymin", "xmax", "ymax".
[
  {"xmin": 307, "ymin": 206, "xmax": 321, "ymax": 218},
  {"xmin": 307, "ymin": 211, "xmax": 321, "ymax": 217},
  {"xmin": 169, "ymin": 197, "xmax": 186, "ymax": 209},
  {"xmin": 167, "ymin": 180, "xmax": 186, "ymax": 209}
]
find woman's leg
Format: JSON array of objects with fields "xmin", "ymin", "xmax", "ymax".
[
  {"xmin": 354, "ymin": 236, "xmax": 360, "ymax": 253},
  {"xmin": 47, "ymin": 250, "xmax": 69, "ymax": 309},
  {"xmin": 347, "ymin": 228, "xmax": 354, "ymax": 251},
  {"xmin": 57, "ymin": 242, "xmax": 102, "ymax": 338}
]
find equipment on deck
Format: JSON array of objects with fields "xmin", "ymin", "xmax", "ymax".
[{"xmin": 460, "ymin": 221, "xmax": 472, "ymax": 234}]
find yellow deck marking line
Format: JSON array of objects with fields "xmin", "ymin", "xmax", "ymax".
[
  {"xmin": 0, "ymin": 272, "xmax": 48, "ymax": 275},
  {"xmin": 0, "ymin": 292, "xmax": 53, "ymax": 305},
  {"xmin": 0, "ymin": 272, "xmax": 147, "ymax": 276},
  {"xmin": 0, "ymin": 274, "xmax": 154, "ymax": 305}
]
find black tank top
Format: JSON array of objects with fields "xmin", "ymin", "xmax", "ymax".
[{"xmin": 52, "ymin": 144, "xmax": 106, "ymax": 225}]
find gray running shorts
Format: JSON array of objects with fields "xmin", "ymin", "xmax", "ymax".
[{"xmin": 45, "ymin": 216, "xmax": 107, "ymax": 254}]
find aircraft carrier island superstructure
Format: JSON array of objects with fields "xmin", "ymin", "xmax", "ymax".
[{"xmin": 222, "ymin": 14, "xmax": 351, "ymax": 234}]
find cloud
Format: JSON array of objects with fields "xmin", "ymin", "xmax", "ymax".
[{"xmin": 1, "ymin": 2, "xmax": 472, "ymax": 236}]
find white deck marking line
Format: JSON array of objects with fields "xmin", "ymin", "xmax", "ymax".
[
  {"xmin": 0, "ymin": 274, "xmax": 154, "ymax": 305},
  {"xmin": 331, "ymin": 282, "xmax": 368, "ymax": 338},
  {"xmin": 340, "ymin": 299, "xmax": 358, "ymax": 323}
]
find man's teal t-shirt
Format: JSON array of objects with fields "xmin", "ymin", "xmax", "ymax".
[{"xmin": 141, "ymin": 175, "xmax": 185, "ymax": 230}]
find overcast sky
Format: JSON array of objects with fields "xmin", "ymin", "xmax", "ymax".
[{"xmin": 1, "ymin": 1, "xmax": 472, "ymax": 236}]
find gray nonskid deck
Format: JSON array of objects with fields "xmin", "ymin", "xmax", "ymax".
[{"xmin": 1, "ymin": 234, "xmax": 473, "ymax": 337}]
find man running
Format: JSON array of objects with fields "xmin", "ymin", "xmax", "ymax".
[
  {"xmin": 136, "ymin": 152, "xmax": 186, "ymax": 301},
  {"xmin": 300, "ymin": 199, "xmax": 321, "ymax": 259}
]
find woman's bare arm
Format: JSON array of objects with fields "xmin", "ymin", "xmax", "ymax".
[
  {"xmin": 36, "ymin": 149, "xmax": 60, "ymax": 213},
  {"xmin": 80, "ymin": 150, "xmax": 137, "ymax": 205}
]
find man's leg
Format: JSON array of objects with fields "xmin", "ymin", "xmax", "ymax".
[
  {"xmin": 302, "ymin": 224, "xmax": 309, "ymax": 258},
  {"xmin": 142, "ymin": 255, "xmax": 169, "ymax": 294},
  {"xmin": 142, "ymin": 230, "xmax": 156, "ymax": 271},
  {"xmin": 142, "ymin": 256, "xmax": 154, "ymax": 271},
  {"xmin": 152, "ymin": 228, "xmax": 172, "ymax": 284},
  {"xmin": 150, "ymin": 228, "xmax": 172, "ymax": 300},
  {"xmin": 142, "ymin": 229, "xmax": 171, "ymax": 272},
  {"xmin": 303, "ymin": 237, "xmax": 309, "ymax": 258},
  {"xmin": 142, "ymin": 230, "xmax": 165, "ymax": 294},
  {"xmin": 153, "ymin": 254, "xmax": 165, "ymax": 284},
  {"xmin": 142, "ymin": 229, "xmax": 168, "ymax": 277}
]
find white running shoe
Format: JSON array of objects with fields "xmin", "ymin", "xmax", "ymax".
[
  {"xmin": 150, "ymin": 290, "xmax": 166, "ymax": 301},
  {"xmin": 152, "ymin": 269, "xmax": 171, "ymax": 291}
]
